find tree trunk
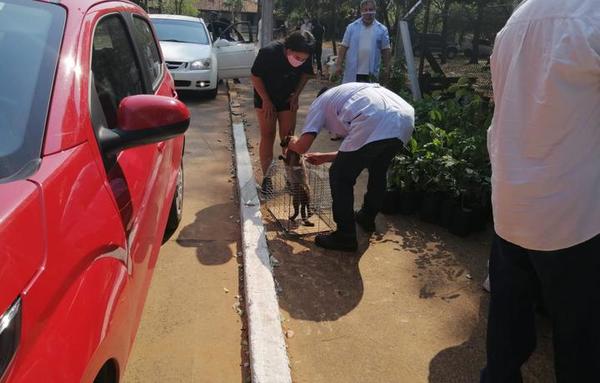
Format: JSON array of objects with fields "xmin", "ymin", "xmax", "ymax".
[
  {"xmin": 260, "ymin": 0, "xmax": 274, "ymax": 47},
  {"xmin": 393, "ymin": 0, "xmax": 405, "ymax": 61},
  {"xmin": 418, "ymin": 0, "xmax": 432, "ymax": 76},
  {"xmin": 379, "ymin": 0, "xmax": 392, "ymax": 33},
  {"xmin": 470, "ymin": 0, "xmax": 485, "ymax": 64},
  {"xmin": 440, "ymin": 0, "xmax": 451, "ymax": 63},
  {"xmin": 331, "ymin": 0, "xmax": 338, "ymax": 55}
]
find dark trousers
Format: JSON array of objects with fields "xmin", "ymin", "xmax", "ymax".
[
  {"xmin": 356, "ymin": 74, "xmax": 372, "ymax": 83},
  {"xmin": 314, "ymin": 43, "xmax": 323, "ymax": 72},
  {"xmin": 482, "ymin": 233, "xmax": 600, "ymax": 383},
  {"xmin": 329, "ymin": 138, "xmax": 403, "ymax": 235}
]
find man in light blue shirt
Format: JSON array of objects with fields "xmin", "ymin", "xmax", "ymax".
[{"xmin": 335, "ymin": 0, "xmax": 391, "ymax": 84}]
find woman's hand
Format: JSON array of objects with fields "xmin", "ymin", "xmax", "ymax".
[
  {"xmin": 288, "ymin": 93, "xmax": 299, "ymax": 112},
  {"xmin": 305, "ymin": 152, "xmax": 335, "ymax": 165},
  {"xmin": 261, "ymin": 99, "xmax": 276, "ymax": 120},
  {"xmin": 285, "ymin": 135, "xmax": 298, "ymax": 148}
]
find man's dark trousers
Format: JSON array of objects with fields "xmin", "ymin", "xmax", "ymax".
[
  {"xmin": 314, "ymin": 42, "xmax": 323, "ymax": 73},
  {"xmin": 328, "ymin": 138, "xmax": 403, "ymax": 235},
  {"xmin": 481, "ymin": 233, "xmax": 600, "ymax": 383},
  {"xmin": 356, "ymin": 74, "xmax": 371, "ymax": 83}
]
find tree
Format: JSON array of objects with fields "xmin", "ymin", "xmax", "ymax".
[
  {"xmin": 134, "ymin": 0, "xmax": 197, "ymax": 15},
  {"xmin": 224, "ymin": 0, "xmax": 244, "ymax": 22},
  {"xmin": 469, "ymin": 0, "xmax": 485, "ymax": 63},
  {"xmin": 434, "ymin": 0, "xmax": 453, "ymax": 63},
  {"xmin": 130, "ymin": 0, "xmax": 148, "ymax": 10}
]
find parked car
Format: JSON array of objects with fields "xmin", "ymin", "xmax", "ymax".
[
  {"xmin": 150, "ymin": 14, "xmax": 255, "ymax": 98},
  {"xmin": 0, "ymin": 0, "xmax": 189, "ymax": 382},
  {"xmin": 461, "ymin": 38, "xmax": 494, "ymax": 59},
  {"xmin": 413, "ymin": 33, "xmax": 459, "ymax": 59}
]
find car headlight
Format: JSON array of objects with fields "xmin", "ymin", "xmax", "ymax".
[
  {"xmin": 0, "ymin": 298, "xmax": 21, "ymax": 379},
  {"xmin": 190, "ymin": 58, "xmax": 211, "ymax": 70}
]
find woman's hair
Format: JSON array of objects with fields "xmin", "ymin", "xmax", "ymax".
[{"xmin": 284, "ymin": 31, "xmax": 316, "ymax": 54}]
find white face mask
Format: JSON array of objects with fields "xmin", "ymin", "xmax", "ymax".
[
  {"xmin": 287, "ymin": 54, "xmax": 305, "ymax": 68},
  {"xmin": 361, "ymin": 11, "xmax": 376, "ymax": 19}
]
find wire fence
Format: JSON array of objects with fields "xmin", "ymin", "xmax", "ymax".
[{"xmin": 261, "ymin": 160, "xmax": 335, "ymax": 237}]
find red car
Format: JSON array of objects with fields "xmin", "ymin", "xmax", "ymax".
[{"xmin": 0, "ymin": 1, "xmax": 189, "ymax": 382}]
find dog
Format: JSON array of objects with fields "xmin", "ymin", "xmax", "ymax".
[{"xmin": 279, "ymin": 138, "xmax": 314, "ymax": 227}]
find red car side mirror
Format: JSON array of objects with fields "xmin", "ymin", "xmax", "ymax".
[
  {"xmin": 117, "ymin": 95, "xmax": 189, "ymax": 131},
  {"xmin": 98, "ymin": 95, "xmax": 190, "ymax": 154}
]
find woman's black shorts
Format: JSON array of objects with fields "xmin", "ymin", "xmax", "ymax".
[{"xmin": 254, "ymin": 93, "xmax": 291, "ymax": 112}]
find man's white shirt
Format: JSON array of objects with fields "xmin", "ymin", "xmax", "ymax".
[
  {"xmin": 302, "ymin": 83, "xmax": 414, "ymax": 152},
  {"xmin": 357, "ymin": 24, "xmax": 374, "ymax": 75},
  {"xmin": 489, "ymin": 0, "xmax": 600, "ymax": 250}
]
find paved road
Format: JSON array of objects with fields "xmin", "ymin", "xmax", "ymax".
[{"xmin": 123, "ymin": 84, "xmax": 248, "ymax": 383}]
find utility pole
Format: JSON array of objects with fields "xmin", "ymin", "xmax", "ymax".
[
  {"xmin": 399, "ymin": 0, "xmax": 423, "ymax": 100},
  {"xmin": 260, "ymin": 0, "xmax": 273, "ymax": 48}
]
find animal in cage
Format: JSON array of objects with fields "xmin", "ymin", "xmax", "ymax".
[
  {"xmin": 263, "ymin": 156, "xmax": 335, "ymax": 236},
  {"xmin": 278, "ymin": 148, "xmax": 314, "ymax": 227}
]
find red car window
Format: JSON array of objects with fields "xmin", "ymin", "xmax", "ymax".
[
  {"xmin": 91, "ymin": 15, "xmax": 144, "ymax": 130},
  {"xmin": 131, "ymin": 16, "xmax": 163, "ymax": 90},
  {"xmin": 0, "ymin": 1, "xmax": 65, "ymax": 181}
]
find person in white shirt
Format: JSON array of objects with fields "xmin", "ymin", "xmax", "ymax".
[
  {"xmin": 300, "ymin": 18, "xmax": 312, "ymax": 34},
  {"xmin": 482, "ymin": 0, "xmax": 600, "ymax": 381},
  {"xmin": 288, "ymin": 83, "xmax": 415, "ymax": 251}
]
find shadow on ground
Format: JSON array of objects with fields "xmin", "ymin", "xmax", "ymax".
[
  {"xmin": 176, "ymin": 202, "xmax": 239, "ymax": 265},
  {"xmin": 427, "ymin": 295, "xmax": 489, "ymax": 383},
  {"xmin": 428, "ymin": 296, "xmax": 556, "ymax": 383},
  {"xmin": 381, "ymin": 214, "xmax": 555, "ymax": 382},
  {"xmin": 265, "ymin": 219, "xmax": 369, "ymax": 322}
]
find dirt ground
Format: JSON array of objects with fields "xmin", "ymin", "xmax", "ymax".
[{"xmin": 228, "ymin": 78, "xmax": 555, "ymax": 383}]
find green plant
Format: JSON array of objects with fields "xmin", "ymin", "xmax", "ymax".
[
  {"xmin": 387, "ymin": 62, "xmax": 410, "ymax": 97},
  {"xmin": 386, "ymin": 77, "xmax": 493, "ymax": 206},
  {"xmin": 387, "ymin": 138, "xmax": 419, "ymax": 191}
]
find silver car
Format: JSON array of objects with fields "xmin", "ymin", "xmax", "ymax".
[{"xmin": 150, "ymin": 14, "xmax": 255, "ymax": 98}]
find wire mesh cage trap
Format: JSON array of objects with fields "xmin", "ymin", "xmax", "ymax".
[{"xmin": 262, "ymin": 159, "xmax": 335, "ymax": 236}]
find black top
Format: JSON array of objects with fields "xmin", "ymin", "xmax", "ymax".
[{"xmin": 251, "ymin": 41, "xmax": 313, "ymax": 106}]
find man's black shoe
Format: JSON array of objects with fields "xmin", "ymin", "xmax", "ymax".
[
  {"xmin": 315, "ymin": 231, "xmax": 358, "ymax": 252},
  {"xmin": 355, "ymin": 210, "xmax": 376, "ymax": 232}
]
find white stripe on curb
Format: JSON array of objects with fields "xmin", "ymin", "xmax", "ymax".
[{"xmin": 232, "ymin": 122, "xmax": 292, "ymax": 383}]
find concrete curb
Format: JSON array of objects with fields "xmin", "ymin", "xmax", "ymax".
[{"xmin": 230, "ymin": 108, "xmax": 292, "ymax": 380}]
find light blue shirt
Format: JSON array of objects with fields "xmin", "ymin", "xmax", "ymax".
[
  {"xmin": 340, "ymin": 18, "xmax": 391, "ymax": 84},
  {"xmin": 302, "ymin": 83, "xmax": 415, "ymax": 152}
]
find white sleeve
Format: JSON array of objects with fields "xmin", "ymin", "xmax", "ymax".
[{"xmin": 302, "ymin": 98, "xmax": 327, "ymax": 135}]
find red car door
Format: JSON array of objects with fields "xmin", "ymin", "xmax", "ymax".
[
  {"xmin": 88, "ymin": 8, "xmax": 176, "ymax": 320},
  {"xmin": 0, "ymin": 2, "xmax": 188, "ymax": 381}
]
